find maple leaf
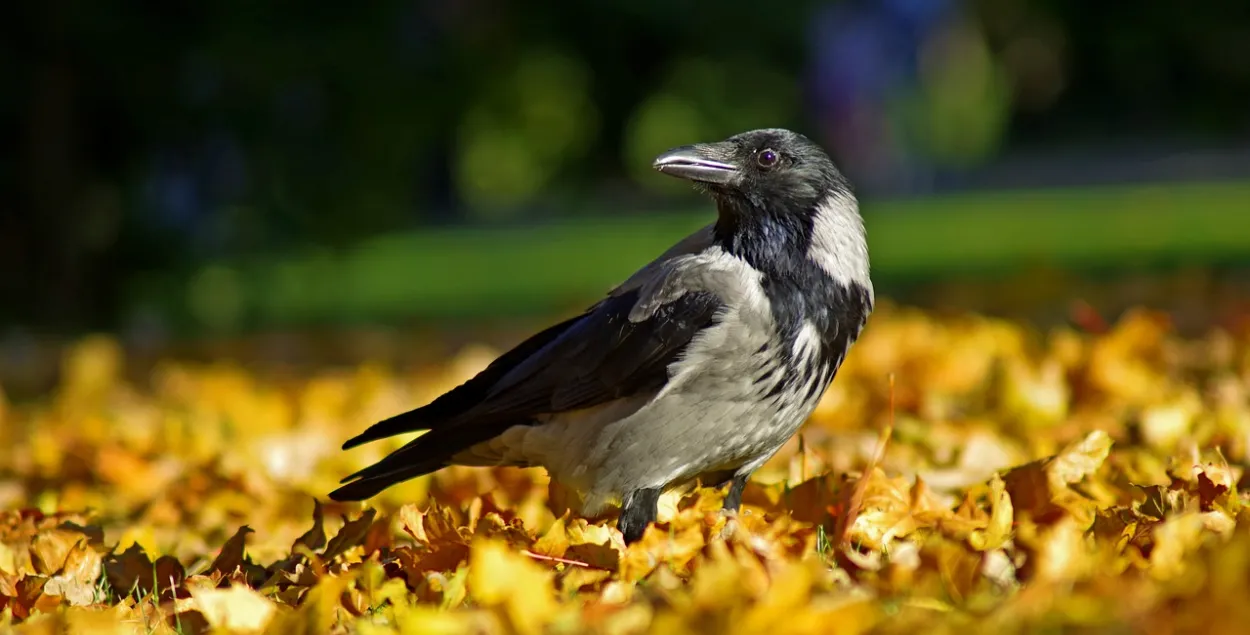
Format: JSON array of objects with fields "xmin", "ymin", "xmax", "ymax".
[
  {"xmin": 1003, "ymin": 430, "xmax": 1113, "ymax": 527},
  {"xmin": 468, "ymin": 538, "xmax": 559, "ymax": 635},
  {"xmin": 4, "ymin": 307, "xmax": 1250, "ymax": 632},
  {"xmin": 322, "ymin": 509, "xmax": 378, "ymax": 562}
]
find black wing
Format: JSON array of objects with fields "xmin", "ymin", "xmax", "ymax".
[{"xmin": 328, "ymin": 288, "xmax": 723, "ymax": 501}]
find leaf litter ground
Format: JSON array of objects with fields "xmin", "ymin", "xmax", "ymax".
[{"xmin": 3, "ymin": 303, "xmax": 1250, "ymax": 634}]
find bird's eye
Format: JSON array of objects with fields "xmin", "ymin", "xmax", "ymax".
[{"xmin": 756, "ymin": 149, "xmax": 779, "ymax": 168}]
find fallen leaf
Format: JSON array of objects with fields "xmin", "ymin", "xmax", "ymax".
[
  {"xmin": 968, "ymin": 474, "xmax": 1013, "ymax": 551},
  {"xmin": 532, "ymin": 513, "xmax": 570, "ymax": 559},
  {"xmin": 468, "ymin": 538, "xmax": 558, "ymax": 635},
  {"xmin": 323, "ymin": 510, "xmax": 378, "ymax": 562},
  {"xmin": 103, "ymin": 543, "xmax": 154, "ymax": 597},
  {"xmin": 1004, "ymin": 430, "xmax": 1112, "ymax": 526},
  {"xmin": 185, "ymin": 583, "xmax": 277, "ymax": 632},
  {"xmin": 292, "ymin": 500, "xmax": 327, "ymax": 553},
  {"xmin": 208, "ymin": 525, "xmax": 254, "ymax": 579}
]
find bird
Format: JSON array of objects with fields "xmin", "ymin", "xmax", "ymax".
[{"xmin": 329, "ymin": 128, "xmax": 874, "ymax": 545}]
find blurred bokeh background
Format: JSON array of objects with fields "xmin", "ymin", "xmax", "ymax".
[{"xmin": 3, "ymin": 0, "xmax": 1250, "ymax": 394}]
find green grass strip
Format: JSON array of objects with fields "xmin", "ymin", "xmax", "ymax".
[{"xmin": 133, "ymin": 180, "xmax": 1250, "ymax": 330}]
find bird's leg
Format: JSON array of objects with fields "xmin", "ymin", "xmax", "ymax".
[
  {"xmin": 718, "ymin": 472, "xmax": 751, "ymax": 540},
  {"xmin": 722, "ymin": 472, "xmax": 750, "ymax": 512},
  {"xmin": 619, "ymin": 487, "xmax": 663, "ymax": 545}
]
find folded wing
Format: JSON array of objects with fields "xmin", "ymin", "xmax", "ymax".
[{"xmin": 328, "ymin": 284, "xmax": 723, "ymax": 501}]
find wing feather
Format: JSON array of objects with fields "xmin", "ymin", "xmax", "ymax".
[{"xmin": 329, "ymin": 283, "xmax": 724, "ymax": 502}]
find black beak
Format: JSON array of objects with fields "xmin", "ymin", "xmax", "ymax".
[{"xmin": 652, "ymin": 143, "xmax": 740, "ymax": 186}]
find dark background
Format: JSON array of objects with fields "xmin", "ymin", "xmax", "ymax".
[{"xmin": 3, "ymin": 0, "xmax": 1249, "ymax": 340}]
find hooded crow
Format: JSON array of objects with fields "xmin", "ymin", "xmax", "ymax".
[{"xmin": 329, "ymin": 128, "xmax": 874, "ymax": 544}]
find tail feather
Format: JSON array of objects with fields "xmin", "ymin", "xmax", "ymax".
[
  {"xmin": 329, "ymin": 438, "xmax": 447, "ymax": 501},
  {"xmin": 334, "ymin": 314, "xmax": 587, "ymax": 499},
  {"xmin": 328, "ymin": 461, "xmax": 443, "ymax": 501},
  {"xmin": 341, "ymin": 314, "xmax": 585, "ymax": 452},
  {"xmin": 341, "ymin": 409, "xmax": 432, "ymax": 450},
  {"xmin": 330, "ymin": 423, "xmax": 512, "ymax": 501}
]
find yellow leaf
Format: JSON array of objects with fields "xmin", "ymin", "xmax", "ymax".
[
  {"xmin": 54, "ymin": 607, "xmax": 148, "ymax": 635},
  {"xmin": 1000, "ymin": 357, "xmax": 1070, "ymax": 429},
  {"xmin": 397, "ymin": 504, "xmax": 429, "ymax": 544},
  {"xmin": 1047, "ymin": 430, "xmax": 1112, "ymax": 488},
  {"xmin": 264, "ymin": 573, "xmax": 348, "ymax": 634},
  {"xmin": 1033, "ymin": 516, "xmax": 1090, "ymax": 582},
  {"xmin": 734, "ymin": 559, "xmax": 816, "ymax": 635},
  {"xmin": 559, "ymin": 566, "xmax": 612, "ymax": 594},
  {"xmin": 393, "ymin": 604, "xmax": 493, "ymax": 635},
  {"xmin": 847, "ymin": 470, "xmax": 950, "ymax": 550},
  {"xmin": 566, "ymin": 519, "xmax": 614, "ymax": 547},
  {"xmin": 29, "ymin": 529, "xmax": 87, "ymax": 575},
  {"xmin": 188, "ymin": 583, "xmax": 278, "ymax": 632},
  {"xmin": 39, "ymin": 536, "xmax": 103, "ymax": 607},
  {"xmin": 437, "ymin": 564, "xmax": 470, "ymax": 609},
  {"xmin": 806, "ymin": 596, "xmax": 882, "ymax": 635},
  {"xmin": 468, "ymin": 538, "xmax": 558, "ymax": 635},
  {"xmin": 1149, "ymin": 512, "xmax": 1208, "ymax": 581},
  {"xmin": 656, "ymin": 489, "xmax": 682, "ymax": 523},
  {"xmin": 1139, "ymin": 391, "xmax": 1202, "ymax": 451},
  {"xmin": 533, "ymin": 513, "xmax": 570, "ymax": 558},
  {"xmin": 1004, "ymin": 430, "xmax": 1112, "ymax": 526},
  {"xmin": 619, "ymin": 524, "xmax": 704, "ymax": 583},
  {"xmin": 114, "ymin": 525, "xmax": 161, "ymax": 560},
  {"xmin": 968, "ymin": 474, "xmax": 1013, "ymax": 551},
  {"xmin": 373, "ymin": 577, "xmax": 413, "ymax": 609},
  {"xmin": 0, "ymin": 542, "xmax": 18, "ymax": 575},
  {"xmin": 322, "ymin": 509, "xmax": 377, "ymax": 561},
  {"xmin": 689, "ymin": 541, "xmax": 748, "ymax": 609}
]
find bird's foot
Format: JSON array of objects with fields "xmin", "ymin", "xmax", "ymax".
[{"xmin": 618, "ymin": 486, "xmax": 662, "ymax": 547}]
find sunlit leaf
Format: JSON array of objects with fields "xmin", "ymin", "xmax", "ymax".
[
  {"xmin": 186, "ymin": 583, "xmax": 278, "ymax": 632},
  {"xmin": 968, "ymin": 474, "xmax": 1013, "ymax": 551},
  {"xmin": 4, "ymin": 306, "xmax": 1250, "ymax": 631},
  {"xmin": 468, "ymin": 538, "xmax": 558, "ymax": 635}
]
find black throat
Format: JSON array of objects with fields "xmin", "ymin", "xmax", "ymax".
[{"xmin": 712, "ymin": 193, "xmax": 873, "ymax": 396}]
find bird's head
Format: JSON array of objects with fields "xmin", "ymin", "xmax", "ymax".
[
  {"xmin": 652, "ymin": 128, "xmax": 849, "ymax": 217},
  {"xmin": 652, "ymin": 128, "xmax": 868, "ymax": 289}
]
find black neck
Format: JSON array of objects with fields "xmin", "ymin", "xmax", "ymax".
[{"xmin": 711, "ymin": 194, "xmax": 815, "ymax": 278}]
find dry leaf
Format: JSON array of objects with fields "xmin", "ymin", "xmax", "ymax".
[
  {"xmin": 968, "ymin": 474, "xmax": 1013, "ymax": 551},
  {"xmin": 209, "ymin": 525, "xmax": 254, "ymax": 578},
  {"xmin": 468, "ymin": 538, "xmax": 558, "ymax": 635},
  {"xmin": 4, "ymin": 307, "xmax": 1250, "ymax": 633},
  {"xmin": 186, "ymin": 583, "xmax": 277, "ymax": 632},
  {"xmin": 292, "ymin": 500, "xmax": 327, "ymax": 553}
]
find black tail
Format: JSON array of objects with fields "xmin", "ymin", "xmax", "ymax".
[
  {"xmin": 332, "ymin": 403, "xmax": 466, "ymax": 500},
  {"xmin": 327, "ymin": 464, "xmax": 437, "ymax": 501},
  {"xmin": 340, "ymin": 315, "xmax": 585, "ymax": 452},
  {"xmin": 332, "ymin": 313, "xmax": 586, "ymax": 500},
  {"xmin": 327, "ymin": 462, "xmax": 440, "ymax": 502},
  {"xmin": 342, "ymin": 409, "xmax": 433, "ymax": 450},
  {"xmin": 329, "ymin": 424, "xmax": 510, "ymax": 501}
]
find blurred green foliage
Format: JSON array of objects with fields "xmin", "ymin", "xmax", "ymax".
[
  {"xmin": 905, "ymin": 19, "xmax": 1011, "ymax": 166},
  {"xmin": 456, "ymin": 49, "xmax": 599, "ymax": 215},
  {"xmin": 4, "ymin": 0, "xmax": 1250, "ymax": 331}
]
